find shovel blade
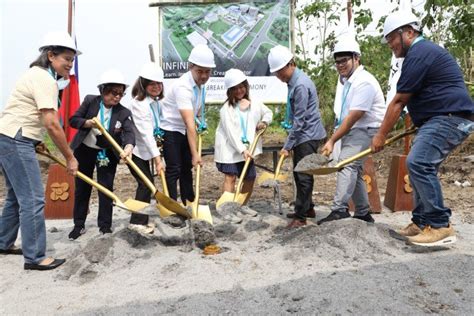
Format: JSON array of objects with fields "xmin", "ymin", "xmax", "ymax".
[
  {"xmin": 119, "ymin": 199, "xmax": 158, "ymax": 216},
  {"xmin": 258, "ymin": 172, "xmax": 288, "ymax": 186},
  {"xmin": 158, "ymin": 204, "xmax": 175, "ymax": 218},
  {"xmin": 154, "ymin": 191, "xmax": 190, "ymax": 218},
  {"xmin": 216, "ymin": 191, "xmax": 235, "ymax": 209},
  {"xmin": 194, "ymin": 205, "xmax": 213, "ymax": 224},
  {"xmin": 300, "ymin": 167, "xmax": 341, "ymax": 175},
  {"xmin": 234, "ymin": 192, "xmax": 248, "ymax": 206},
  {"xmin": 257, "ymin": 172, "xmax": 274, "ymax": 185}
]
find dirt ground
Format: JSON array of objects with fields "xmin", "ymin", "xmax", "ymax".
[{"xmin": 0, "ymin": 134, "xmax": 473, "ymax": 314}]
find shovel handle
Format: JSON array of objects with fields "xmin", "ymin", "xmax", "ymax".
[
  {"xmin": 274, "ymin": 154, "xmax": 286, "ymax": 180},
  {"xmin": 235, "ymin": 127, "xmax": 266, "ymax": 198},
  {"xmin": 159, "ymin": 169, "xmax": 170, "ymax": 197},
  {"xmin": 92, "ymin": 118, "xmax": 157, "ymax": 194},
  {"xmin": 36, "ymin": 149, "xmax": 123, "ymax": 206},
  {"xmin": 335, "ymin": 128, "xmax": 417, "ymax": 168}
]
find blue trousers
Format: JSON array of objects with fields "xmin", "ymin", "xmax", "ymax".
[
  {"xmin": 407, "ymin": 116, "xmax": 470, "ymax": 228},
  {"xmin": 0, "ymin": 133, "xmax": 46, "ymax": 264}
]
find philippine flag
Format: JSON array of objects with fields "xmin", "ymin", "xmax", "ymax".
[{"xmin": 59, "ymin": 0, "xmax": 80, "ymax": 143}]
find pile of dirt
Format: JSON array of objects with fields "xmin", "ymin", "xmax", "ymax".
[
  {"xmin": 269, "ymin": 219, "xmax": 407, "ymax": 266},
  {"xmin": 294, "ymin": 153, "xmax": 330, "ymax": 172}
]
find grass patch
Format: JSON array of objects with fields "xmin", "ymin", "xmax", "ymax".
[
  {"xmin": 252, "ymin": 16, "xmax": 268, "ymax": 34},
  {"xmin": 209, "ymin": 20, "xmax": 231, "ymax": 36},
  {"xmin": 170, "ymin": 33, "xmax": 193, "ymax": 61},
  {"xmin": 234, "ymin": 36, "xmax": 254, "ymax": 58}
]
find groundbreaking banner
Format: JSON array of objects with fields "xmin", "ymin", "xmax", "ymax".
[{"xmin": 160, "ymin": 0, "xmax": 291, "ymax": 102}]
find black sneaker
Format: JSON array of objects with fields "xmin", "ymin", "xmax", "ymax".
[
  {"xmin": 68, "ymin": 226, "xmax": 86, "ymax": 240},
  {"xmin": 353, "ymin": 213, "xmax": 375, "ymax": 223},
  {"xmin": 317, "ymin": 211, "xmax": 350, "ymax": 225},
  {"xmin": 99, "ymin": 227, "xmax": 112, "ymax": 235}
]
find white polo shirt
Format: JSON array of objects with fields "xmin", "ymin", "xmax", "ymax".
[
  {"xmin": 334, "ymin": 66, "xmax": 386, "ymax": 128},
  {"xmin": 160, "ymin": 71, "xmax": 203, "ymax": 134}
]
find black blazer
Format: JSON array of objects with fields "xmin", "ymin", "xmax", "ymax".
[{"xmin": 70, "ymin": 95, "xmax": 135, "ymax": 154}]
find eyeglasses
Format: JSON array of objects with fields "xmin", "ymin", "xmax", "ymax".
[
  {"xmin": 109, "ymin": 90, "xmax": 126, "ymax": 98},
  {"xmin": 334, "ymin": 57, "xmax": 352, "ymax": 66}
]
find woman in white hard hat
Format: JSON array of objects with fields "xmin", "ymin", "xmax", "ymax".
[
  {"xmin": 215, "ymin": 69, "xmax": 272, "ymax": 210},
  {"xmin": 0, "ymin": 31, "xmax": 80, "ymax": 270},
  {"xmin": 126, "ymin": 62, "xmax": 166, "ymax": 234},
  {"xmin": 68, "ymin": 69, "xmax": 135, "ymax": 240}
]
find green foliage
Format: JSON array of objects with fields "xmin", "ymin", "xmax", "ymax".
[
  {"xmin": 423, "ymin": 0, "xmax": 473, "ymax": 85},
  {"xmin": 268, "ymin": 17, "xmax": 290, "ymax": 46}
]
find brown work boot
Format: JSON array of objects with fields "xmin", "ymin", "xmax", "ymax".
[
  {"xmin": 286, "ymin": 208, "xmax": 316, "ymax": 219},
  {"xmin": 286, "ymin": 218, "xmax": 307, "ymax": 229},
  {"xmin": 389, "ymin": 222, "xmax": 422, "ymax": 241},
  {"xmin": 407, "ymin": 225, "xmax": 456, "ymax": 247}
]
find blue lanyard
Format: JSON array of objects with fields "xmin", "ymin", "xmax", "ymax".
[
  {"xmin": 97, "ymin": 101, "xmax": 111, "ymax": 166},
  {"xmin": 411, "ymin": 35, "xmax": 424, "ymax": 47},
  {"xmin": 193, "ymin": 85, "xmax": 207, "ymax": 133},
  {"xmin": 47, "ymin": 67, "xmax": 62, "ymax": 107},
  {"xmin": 237, "ymin": 104, "xmax": 249, "ymax": 144},
  {"xmin": 281, "ymin": 69, "xmax": 300, "ymax": 131},
  {"xmin": 336, "ymin": 82, "xmax": 352, "ymax": 127},
  {"xmin": 149, "ymin": 100, "xmax": 164, "ymax": 137}
]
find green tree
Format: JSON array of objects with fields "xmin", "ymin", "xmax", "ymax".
[{"xmin": 423, "ymin": 0, "xmax": 473, "ymax": 93}]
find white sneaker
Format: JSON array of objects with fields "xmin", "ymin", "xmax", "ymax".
[
  {"xmin": 128, "ymin": 224, "xmax": 154, "ymax": 235},
  {"xmin": 240, "ymin": 205, "xmax": 258, "ymax": 217}
]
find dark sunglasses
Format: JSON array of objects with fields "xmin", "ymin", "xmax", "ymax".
[{"xmin": 109, "ymin": 90, "xmax": 126, "ymax": 97}]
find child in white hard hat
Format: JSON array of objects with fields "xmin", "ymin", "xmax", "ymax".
[
  {"xmin": 127, "ymin": 62, "xmax": 166, "ymax": 235},
  {"xmin": 214, "ymin": 69, "xmax": 273, "ymax": 209}
]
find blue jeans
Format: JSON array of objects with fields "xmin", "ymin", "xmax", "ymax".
[
  {"xmin": 0, "ymin": 133, "xmax": 46, "ymax": 264},
  {"xmin": 407, "ymin": 116, "xmax": 470, "ymax": 228}
]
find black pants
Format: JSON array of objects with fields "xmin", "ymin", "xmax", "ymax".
[
  {"xmin": 73, "ymin": 143, "xmax": 118, "ymax": 229},
  {"xmin": 128, "ymin": 154, "xmax": 153, "ymax": 225},
  {"xmin": 162, "ymin": 130, "xmax": 194, "ymax": 204},
  {"xmin": 293, "ymin": 140, "xmax": 321, "ymax": 219}
]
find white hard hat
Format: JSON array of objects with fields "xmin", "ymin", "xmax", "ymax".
[
  {"xmin": 382, "ymin": 11, "xmax": 421, "ymax": 43},
  {"xmin": 188, "ymin": 44, "xmax": 216, "ymax": 68},
  {"xmin": 268, "ymin": 45, "xmax": 293, "ymax": 73},
  {"xmin": 139, "ymin": 62, "xmax": 164, "ymax": 82},
  {"xmin": 333, "ymin": 35, "xmax": 361, "ymax": 56},
  {"xmin": 39, "ymin": 31, "xmax": 81, "ymax": 55},
  {"xmin": 97, "ymin": 69, "xmax": 128, "ymax": 88},
  {"xmin": 224, "ymin": 68, "xmax": 247, "ymax": 89}
]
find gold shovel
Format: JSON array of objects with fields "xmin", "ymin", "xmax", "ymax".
[
  {"xmin": 216, "ymin": 128, "xmax": 266, "ymax": 209},
  {"xmin": 36, "ymin": 149, "xmax": 156, "ymax": 216},
  {"xmin": 157, "ymin": 169, "xmax": 176, "ymax": 218},
  {"xmin": 298, "ymin": 128, "xmax": 417, "ymax": 175},
  {"xmin": 92, "ymin": 118, "xmax": 191, "ymax": 219},
  {"xmin": 257, "ymin": 153, "xmax": 288, "ymax": 186},
  {"xmin": 186, "ymin": 133, "xmax": 213, "ymax": 224}
]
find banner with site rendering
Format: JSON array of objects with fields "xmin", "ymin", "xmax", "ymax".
[{"xmin": 159, "ymin": 0, "xmax": 291, "ymax": 102}]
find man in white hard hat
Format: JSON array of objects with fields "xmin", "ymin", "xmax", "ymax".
[
  {"xmin": 160, "ymin": 44, "xmax": 215, "ymax": 204},
  {"xmin": 268, "ymin": 45, "xmax": 327, "ymax": 228},
  {"xmin": 317, "ymin": 35, "xmax": 386, "ymax": 225},
  {"xmin": 372, "ymin": 11, "xmax": 473, "ymax": 246}
]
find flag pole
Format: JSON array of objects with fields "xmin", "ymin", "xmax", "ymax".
[
  {"xmin": 62, "ymin": 0, "xmax": 73, "ymax": 140},
  {"xmin": 347, "ymin": 0, "xmax": 352, "ymax": 24}
]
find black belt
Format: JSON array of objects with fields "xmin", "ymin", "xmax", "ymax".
[{"xmin": 447, "ymin": 112, "xmax": 474, "ymax": 121}]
